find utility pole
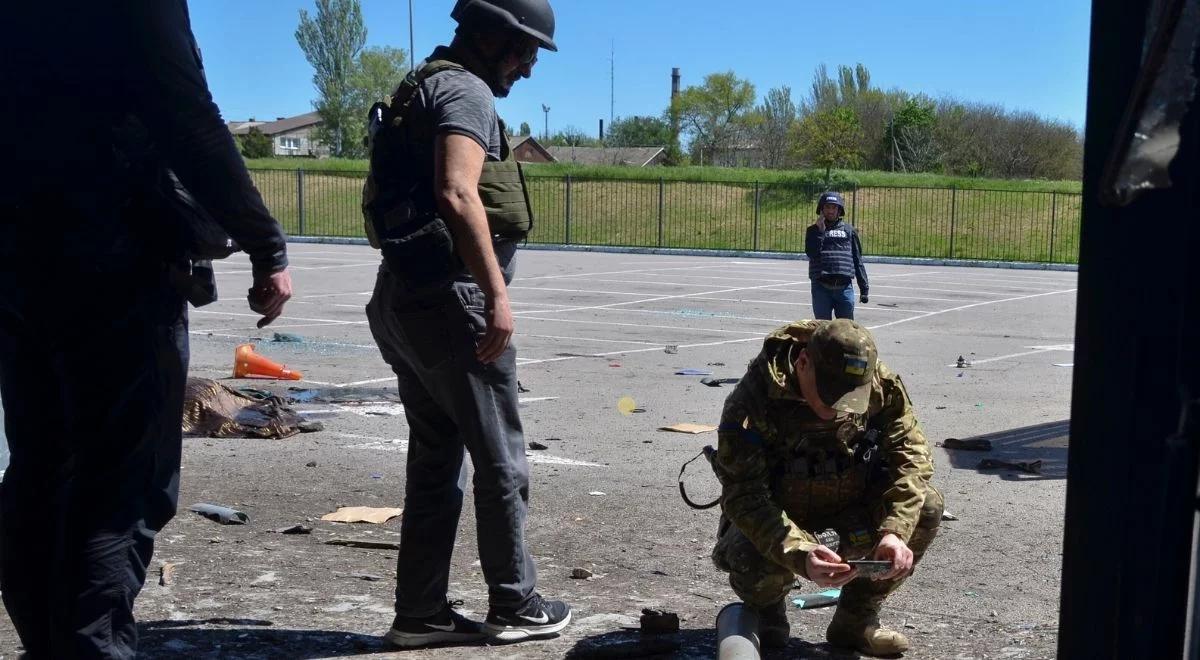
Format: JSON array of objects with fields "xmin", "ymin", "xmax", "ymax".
[
  {"xmin": 408, "ymin": 0, "xmax": 416, "ymax": 72},
  {"xmin": 542, "ymin": 104, "xmax": 550, "ymax": 140},
  {"xmin": 610, "ymin": 40, "xmax": 615, "ymax": 128}
]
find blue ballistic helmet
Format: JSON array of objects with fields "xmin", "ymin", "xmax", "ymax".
[{"xmin": 816, "ymin": 191, "xmax": 846, "ymax": 216}]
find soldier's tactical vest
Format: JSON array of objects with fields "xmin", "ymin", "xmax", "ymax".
[
  {"xmin": 768, "ymin": 417, "xmax": 889, "ymax": 556},
  {"xmin": 362, "ymin": 55, "xmax": 533, "ymax": 285}
]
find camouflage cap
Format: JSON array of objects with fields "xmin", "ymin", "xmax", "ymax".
[{"xmin": 807, "ymin": 319, "xmax": 878, "ymax": 414}]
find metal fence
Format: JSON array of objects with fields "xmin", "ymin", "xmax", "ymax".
[{"xmin": 247, "ymin": 169, "xmax": 1083, "ymax": 264}]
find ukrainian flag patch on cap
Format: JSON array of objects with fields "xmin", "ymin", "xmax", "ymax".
[{"xmin": 844, "ymin": 355, "xmax": 868, "ymax": 376}]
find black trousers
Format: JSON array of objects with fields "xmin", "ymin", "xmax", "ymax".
[
  {"xmin": 0, "ymin": 268, "xmax": 188, "ymax": 658},
  {"xmin": 366, "ymin": 273, "xmax": 537, "ymax": 617}
]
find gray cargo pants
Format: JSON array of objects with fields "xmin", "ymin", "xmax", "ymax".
[{"xmin": 366, "ymin": 268, "xmax": 536, "ymax": 617}]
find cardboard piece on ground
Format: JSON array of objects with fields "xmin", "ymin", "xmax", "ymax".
[
  {"xmin": 658, "ymin": 423, "xmax": 718, "ymax": 434},
  {"xmin": 320, "ymin": 506, "xmax": 403, "ymax": 524}
]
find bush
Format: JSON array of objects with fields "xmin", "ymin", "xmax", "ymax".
[{"xmin": 239, "ymin": 128, "xmax": 273, "ymax": 159}]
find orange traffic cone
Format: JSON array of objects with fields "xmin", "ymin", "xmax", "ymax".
[{"xmin": 233, "ymin": 343, "xmax": 303, "ymax": 380}]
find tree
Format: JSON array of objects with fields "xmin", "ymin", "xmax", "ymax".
[
  {"xmin": 296, "ymin": 0, "xmax": 367, "ymax": 158},
  {"xmin": 792, "ymin": 106, "xmax": 864, "ymax": 185},
  {"xmin": 806, "ymin": 63, "xmax": 872, "ymax": 112},
  {"xmin": 350, "ymin": 46, "xmax": 407, "ymax": 109},
  {"xmin": 238, "ymin": 127, "xmax": 273, "ymax": 159},
  {"xmin": 886, "ymin": 97, "xmax": 938, "ymax": 172},
  {"xmin": 606, "ymin": 115, "xmax": 673, "ymax": 147},
  {"xmin": 671, "ymin": 72, "xmax": 756, "ymax": 165},
  {"xmin": 755, "ymin": 86, "xmax": 797, "ymax": 169},
  {"xmin": 518, "ymin": 121, "xmax": 532, "ymax": 136},
  {"xmin": 546, "ymin": 126, "xmax": 598, "ymax": 147}
]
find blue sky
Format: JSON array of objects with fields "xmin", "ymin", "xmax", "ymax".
[{"xmin": 192, "ymin": 0, "xmax": 1092, "ymax": 137}]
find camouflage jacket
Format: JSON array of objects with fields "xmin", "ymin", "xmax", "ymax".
[{"xmin": 713, "ymin": 320, "xmax": 934, "ymax": 575}]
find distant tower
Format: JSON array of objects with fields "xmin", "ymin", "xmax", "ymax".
[
  {"xmin": 541, "ymin": 104, "xmax": 550, "ymax": 140},
  {"xmin": 670, "ymin": 67, "xmax": 681, "ymax": 150}
]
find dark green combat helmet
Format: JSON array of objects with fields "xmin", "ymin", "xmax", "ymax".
[{"xmin": 451, "ymin": 0, "xmax": 557, "ymax": 51}]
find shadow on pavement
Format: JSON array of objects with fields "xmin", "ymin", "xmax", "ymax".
[
  {"xmin": 137, "ymin": 620, "xmax": 388, "ymax": 658},
  {"xmin": 564, "ymin": 627, "xmax": 856, "ymax": 659},
  {"xmin": 942, "ymin": 419, "xmax": 1069, "ymax": 480}
]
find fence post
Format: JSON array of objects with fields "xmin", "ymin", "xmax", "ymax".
[
  {"xmin": 850, "ymin": 186, "xmax": 857, "ymax": 222},
  {"xmin": 1049, "ymin": 192, "xmax": 1058, "ymax": 263},
  {"xmin": 752, "ymin": 181, "xmax": 760, "ymax": 251},
  {"xmin": 948, "ymin": 186, "xmax": 957, "ymax": 259},
  {"xmin": 657, "ymin": 177, "xmax": 665, "ymax": 247},
  {"xmin": 564, "ymin": 175, "xmax": 572, "ymax": 245},
  {"xmin": 297, "ymin": 169, "xmax": 306, "ymax": 235}
]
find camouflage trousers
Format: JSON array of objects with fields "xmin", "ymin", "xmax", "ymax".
[{"xmin": 712, "ymin": 485, "xmax": 943, "ymax": 613}]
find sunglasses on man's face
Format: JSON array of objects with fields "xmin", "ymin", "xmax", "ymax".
[{"xmin": 512, "ymin": 42, "xmax": 538, "ymax": 66}]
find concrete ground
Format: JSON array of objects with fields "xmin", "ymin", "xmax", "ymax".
[{"xmin": 0, "ymin": 245, "xmax": 1075, "ymax": 659}]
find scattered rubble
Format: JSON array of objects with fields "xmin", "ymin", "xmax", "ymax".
[{"xmin": 189, "ymin": 503, "xmax": 248, "ymax": 525}]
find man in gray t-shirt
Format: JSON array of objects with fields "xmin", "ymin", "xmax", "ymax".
[
  {"xmin": 415, "ymin": 67, "xmax": 520, "ymax": 284},
  {"xmin": 364, "ymin": 0, "xmax": 571, "ymax": 650}
]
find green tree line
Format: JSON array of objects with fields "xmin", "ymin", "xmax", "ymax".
[
  {"xmin": 665, "ymin": 63, "xmax": 1082, "ymax": 180},
  {"xmin": 278, "ymin": 0, "xmax": 1079, "ymax": 180}
]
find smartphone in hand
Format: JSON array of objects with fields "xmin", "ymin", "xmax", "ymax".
[{"xmin": 847, "ymin": 560, "xmax": 892, "ymax": 578}]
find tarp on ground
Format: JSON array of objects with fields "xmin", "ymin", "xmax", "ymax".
[{"xmin": 183, "ymin": 377, "xmax": 306, "ymax": 439}]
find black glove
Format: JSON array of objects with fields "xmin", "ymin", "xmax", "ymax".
[{"xmin": 860, "ymin": 294, "xmax": 869, "ymax": 304}]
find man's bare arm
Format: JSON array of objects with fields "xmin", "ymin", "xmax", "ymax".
[{"xmin": 434, "ymin": 133, "xmax": 513, "ymax": 363}]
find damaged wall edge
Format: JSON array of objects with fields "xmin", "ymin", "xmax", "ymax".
[{"xmin": 1058, "ymin": 0, "xmax": 1200, "ymax": 657}]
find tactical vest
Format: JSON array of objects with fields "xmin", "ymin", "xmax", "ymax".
[
  {"xmin": 362, "ymin": 55, "xmax": 534, "ymax": 284},
  {"xmin": 749, "ymin": 330, "xmax": 887, "ymax": 531},
  {"xmin": 809, "ymin": 220, "xmax": 856, "ymax": 284}
]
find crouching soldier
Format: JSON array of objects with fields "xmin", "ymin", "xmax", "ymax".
[{"xmin": 710, "ymin": 319, "xmax": 943, "ymax": 656}]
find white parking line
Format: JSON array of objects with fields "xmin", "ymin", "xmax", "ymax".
[
  {"xmin": 337, "ymin": 432, "xmax": 604, "ymax": 467},
  {"xmin": 515, "ymin": 316, "xmax": 768, "ymax": 335},
  {"xmin": 192, "ymin": 309, "xmax": 362, "ymax": 325},
  {"xmin": 870, "ymin": 289, "xmax": 1077, "ymax": 331},
  {"xmin": 217, "ymin": 262, "xmax": 379, "ymax": 275},
  {"xmin": 295, "ymin": 291, "xmax": 374, "ymax": 299},
  {"xmin": 517, "ymin": 289, "xmax": 1078, "ymax": 366},
  {"xmin": 509, "ymin": 286, "xmax": 652, "ymax": 297},
  {"xmin": 686, "ymin": 296, "xmax": 933, "ymax": 314},
  {"xmin": 919, "ymin": 272, "xmax": 1077, "ymax": 285},
  {"xmin": 517, "ymin": 280, "xmax": 808, "ymax": 315},
  {"xmin": 946, "ymin": 345, "xmax": 1075, "ymax": 367},
  {"xmin": 331, "ymin": 397, "xmax": 558, "ymax": 417},
  {"xmin": 188, "ymin": 330, "xmax": 376, "ymax": 349},
  {"xmin": 520, "ymin": 334, "xmax": 665, "ymax": 347},
  {"xmin": 595, "ymin": 307, "xmax": 793, "ymax": 324},
  {"xmin": 900, "ymin": 279, "xmax": 1071, "ymax": 292},
  {"xmin": 517, "ymin": 265, "xmax": 711, "ymax": 281},
  {"xmin": 867, "ymin": 284, "xmax": 1014, "ymax": 296}
]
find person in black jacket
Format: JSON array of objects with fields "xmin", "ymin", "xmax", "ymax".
[
  {"xmin": 0, "ymin": 2, "xmax": 291, "ymax": 656},
  {"xmin": 805, "ymin": 191, "xmax": 869, "ymax": 320}
]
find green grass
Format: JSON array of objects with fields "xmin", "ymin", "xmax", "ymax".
[
  {"xmin": 246, "ymin": 161, "xmax": 1083, "ymax": 263},
  {"xmin": 525, "ymin": 179, "xmax": 1081, "ymax": 263},
  {"xmin": 245, "ymin": 157, "xmax": 370, "ymax": 173},
  {"xmin": 245, "ymin": 157, "xmax": 1081, "ymax": 193}
]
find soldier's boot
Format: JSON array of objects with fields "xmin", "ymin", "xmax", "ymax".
[
  {"xmin": 826, "ymin": 607, "xmax": 909, "ymax": 656},
  {"xmin": 825, "ymin": 485, "xmax": 944, "ymax": 657},
  {"xmin": 753, "ymin": 598, "xmax": 790, "ymax": 649}
]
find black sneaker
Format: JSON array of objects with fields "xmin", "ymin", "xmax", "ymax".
[
  {"xmin": 484, "ymin": 593, "xmax": 572, "ymax": 642},
  {"xmin": 384, "ymin": 600, "xmax": 486, "ymax": 648}
]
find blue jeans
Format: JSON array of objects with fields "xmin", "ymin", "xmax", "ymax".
[
  {"xmin": 0, "ymin": 266, "xmax": 188, "ymax": 658},
  {"xmin": 366, "ymin": 270, "xmax": 536, "ymax": 617},
  {"xmin": 811, "ymin": 280, "xmax": 856, "ymax": 320}
]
